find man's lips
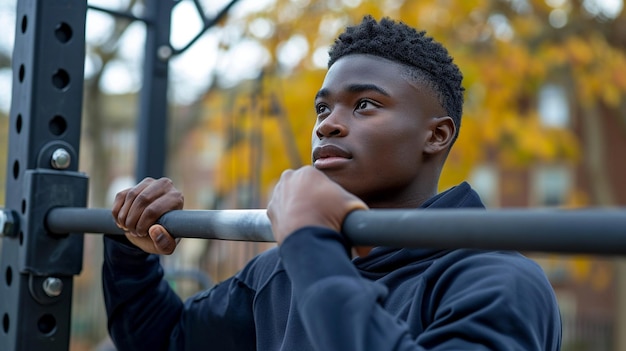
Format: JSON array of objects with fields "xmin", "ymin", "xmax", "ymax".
[{"xmin": 312, "ymin": 145, "xmax": 353, "ymax": 168}]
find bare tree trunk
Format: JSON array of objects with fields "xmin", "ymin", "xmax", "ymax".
[
  {"xmin": 580, "ymin": 103, "xmax": 625, "ymax": 351},
  {"xmin": 580, "ymin": 104, "xmax": 615, "ymax": 206}
]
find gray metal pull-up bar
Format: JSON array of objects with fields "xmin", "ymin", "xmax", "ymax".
[{"xmin": 45, "ymin": 207, "xmax": 626, "ymax": 255}]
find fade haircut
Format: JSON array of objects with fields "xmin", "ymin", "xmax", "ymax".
[{"xmin": 328, "ymin": 15, "xmax": 464, "ymax": 144}]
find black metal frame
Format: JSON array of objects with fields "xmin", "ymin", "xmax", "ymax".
[
  {"xmin": 135, "ymin": 0, "xmax": 174, "ymax": 180},
  {"xmin": 0, "ymin": 1, "xmax": 238, "ymax": 350},
  {"xmin": 0, "ymin": 1, "xmax": 87, "ymax": 350}
]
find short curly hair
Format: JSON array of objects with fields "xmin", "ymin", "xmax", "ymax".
[{"xmin": 328, "ymin": 15, "xmax": 464, "ymax": 144}]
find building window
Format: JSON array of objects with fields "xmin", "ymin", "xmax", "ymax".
[
  {"xmin": 470, "ymin": 165, "xmax": 499, "ymax": 208},
  {"xmin": 538, "ymin": 84, "xmax": 570, "ymax": 128},
  {"xmin": 531, "ymin": 165, "xmax": 572, "ymax": 207}
]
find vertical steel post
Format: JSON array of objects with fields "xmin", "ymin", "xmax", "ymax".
[
  {"xmin": 136, "ymin": 0, "xmax": 174, "ymax": 181},
  {"xmin": 0, "ymin": 1, "xmax": 88, "ymax": 350}
]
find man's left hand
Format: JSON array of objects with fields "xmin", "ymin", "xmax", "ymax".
[{"xmin": 267, "ymin": 166, "xmax": 368, "ymax": 245}]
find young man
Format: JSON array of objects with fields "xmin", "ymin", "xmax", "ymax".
[{"xmin": 105, "ymin": 16, "xmax": 562, "ymax": 350}]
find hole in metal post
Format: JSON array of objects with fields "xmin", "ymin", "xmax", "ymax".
[
  {"xmin": 52, "ymin": 69, "xmax": 69, "ymax": 90},
  {"xmin": 21, "ymin": 199, "xmax": 26, "ymax": 214},
  {"xmin": 37, "ymin": 314, "xmax": 56, "ymax": 336},
  {"xmin": 21, "ymin": 15, "xmax": 27, "ymax": 33},
  {"xmin": 12, "ymin": 160, "xmax": 19, "ymax": 180},
  {"xmin": 2, "ymin": 313, "xmax": 8, "ymax": 333},
  {"xmin": 18, "ymin": 65, "xmax": 25, "ymax": 83},
  {"xmin": 54, "ymin": 22, "xmax": 72, "ymax": 43},
  {"xmin": 19, "ymin": 231, "xmax": 23, "ymax": 246},
  {"xmin": 5, "ymin": 266, "xmax": 12, "ymax": 286},
  {"xmin": 49, "ymin": 115, "xmax": 67, "ymax": 136},
  {"xmin": 16, "ymin": 114, "xmax": 22, "ymax": 133}
]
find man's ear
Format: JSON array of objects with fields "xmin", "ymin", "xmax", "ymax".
[{"xmin": 424, "ymin": 116, "xmax": 456, "ymax": 155}]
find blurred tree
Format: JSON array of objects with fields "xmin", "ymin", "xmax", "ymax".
[{"xmin": 205, "ymin": 0, "xmax": 624, "ymax": 206}]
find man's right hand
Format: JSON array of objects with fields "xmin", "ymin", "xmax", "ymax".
[{"xmin": 111, "ymin": 177, "xmax": 184, "ymax": 255}]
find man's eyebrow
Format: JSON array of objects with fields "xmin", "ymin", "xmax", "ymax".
[
  {"xmin": 315, "ymin": 84, "xmax": 391, "ymax": 101},
  {"xmin": 345, "ymin": 83, "xmax": 391, "ymax": 96},
  {"xmin": 315, "ymin": 88, "xmax": 330, "ymax": 101}
]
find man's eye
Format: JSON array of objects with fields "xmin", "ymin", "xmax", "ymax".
[
  {"xmin": 316, "ymin": 104, "xmax": 329, "ymax": 115},
  {"xmin": 356, "ymin": 100, "xmax": 376, "ymax": 110}
]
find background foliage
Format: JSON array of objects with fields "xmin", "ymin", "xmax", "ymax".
[{"xmin": 203, "ymin": 0, "xmax": 625, "ymax": 208}]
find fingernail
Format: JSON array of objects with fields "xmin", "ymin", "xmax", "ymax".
[{"xmin": 155, "ymin": 232, "xmax": 165, "ymax": 244}]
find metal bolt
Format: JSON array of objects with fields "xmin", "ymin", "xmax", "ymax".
[
  {"xmin": 157, "ymin": 45, "xmax": 173, "ymax": 61},
  {"xmin": 43, "ymin": 277, "xmax": 63, "ymax": 297},
  {"xmin": 51, "ymin": 148, "xmax": 71, "ymax": 169},
  {"xmin": 0, "ymin": 209, "xmax": 16, "ymax": 237}
]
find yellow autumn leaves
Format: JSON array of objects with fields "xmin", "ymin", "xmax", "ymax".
[{"xmin": 195, "ymin": 0, "xmax": 624, "ymax": 205}]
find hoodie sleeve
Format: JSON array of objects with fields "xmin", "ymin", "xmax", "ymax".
[
  {"xmin": 279, "ymin": 227, "xmax": 561, "ymax": 351},
  {"xmin": 102, "ymin": 235, "xmax": 183, "ymax": 351},
  {"xmin": 102, "ymin": 235, "xmax": 258, "ymax": 351},
  {"xmin": 279, "ymin": 227, "xmax": 417, "ymax": 351}
]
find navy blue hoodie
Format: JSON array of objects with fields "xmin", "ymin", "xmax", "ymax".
[{"xmin": 103, "ymin": 182, "xmax": 561, "ymax": 350}]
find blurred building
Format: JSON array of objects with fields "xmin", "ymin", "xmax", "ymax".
[{"xmin": 469, "ymin": 83, "xmax": 625, "ymax": 351}]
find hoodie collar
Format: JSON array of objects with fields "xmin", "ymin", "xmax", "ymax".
[
  {"xmin": 354, "ymin": 182, "xmax": 485, "ymax": 273},
  {"xmin": 420, "ymin": 182, "xmax": 485, "ymax": 210}
]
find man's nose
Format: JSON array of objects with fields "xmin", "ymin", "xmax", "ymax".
[{"xmin": 315, "ymin": 110, "xmax": 348, "ymax": 139}]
